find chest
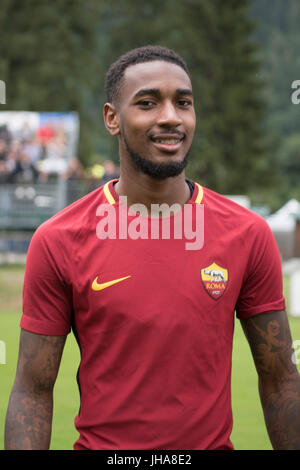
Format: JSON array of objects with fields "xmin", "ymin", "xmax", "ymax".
[{"xmin": 70, "ymin": 230, "xmax": 248, "ymax": 334}]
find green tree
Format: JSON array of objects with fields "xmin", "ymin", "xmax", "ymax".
[
  {"xmin": 280, "ymin": 135, "xmax": 300, "ymax": 188},
  {"xmin": 0, "ymin": 0, "xmax": 274, "ymax": 199},
  {"xmin": 250, "ymin": 0, "xmax": 300, "ymax": 207},
  {"xmin": 98, "ymin": 0, "xmax": 273, "ymax": 195},
  {"xmin": 168, "ymin": 0, "xmax": 271, "ymax": 194},
  {"xmin": 96, "ymin": 0, "xmax": 173, "ymax": 163},
  {"xmin": 0, "ymin": 0, "xmax": 103, "ymax": 165}
]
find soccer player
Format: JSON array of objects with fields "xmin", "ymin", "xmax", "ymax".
[{"xmin": 5, "ymin": 45, "xmax": 300, "ymax": 450}]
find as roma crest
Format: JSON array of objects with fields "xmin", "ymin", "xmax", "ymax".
[{"xmin": 201, "ymin": 262, "xmax": 228, "ymax": 300}]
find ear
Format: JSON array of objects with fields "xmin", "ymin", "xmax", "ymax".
[{"xmin": 103, "ymin": 103, "xmax": 120, "ymax": 136}]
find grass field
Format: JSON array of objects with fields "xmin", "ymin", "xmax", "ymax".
[{"xmin": 0, "ymin": 265, "xmax": 299, "ymax": 450}]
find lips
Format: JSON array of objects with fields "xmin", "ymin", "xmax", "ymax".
[{"xmin": 150, "ymin": 133, "xmax": 185, "ymax": 152}]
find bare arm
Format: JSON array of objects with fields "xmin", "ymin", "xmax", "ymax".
[
  {"xmin": 4, "ymin": 329, "xmax": 66, "ymax": 450},
  {"xmin": 241, "ymin": 310, "xmax": 300, "ymax": 450}
]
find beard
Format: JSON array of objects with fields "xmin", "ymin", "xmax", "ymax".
[{"xmin": 122, "ymin": 134, "xmax": 191, "ymax": 180}]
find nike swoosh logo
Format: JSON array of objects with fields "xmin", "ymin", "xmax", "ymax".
[{"xmin": 91, "ymin": 275, "xmax": 131, "ymax": 291}]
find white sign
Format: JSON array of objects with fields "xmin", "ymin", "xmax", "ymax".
[
  {"xmin": 290, "ymin": 269, "xmax": 300, "ymax": 316},
  {"xmin": 0, "ymin": 80, "xmax": 5, "ymax": 104},
  {"xmin": 0, "ymin": 340, "xmax": 6, "ymax": 364}
]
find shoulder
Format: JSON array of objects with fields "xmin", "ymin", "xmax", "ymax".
[
  {"xmin": 199, "ymin": 184, "xmax": 271, "ymax": 236},
  {"xmin": 35, "ymin": 184, "xmax": 106, "ymax": 238},
  {"xmin": 28, "ymin": 184, "xmax": 108, "ymax": 260}
]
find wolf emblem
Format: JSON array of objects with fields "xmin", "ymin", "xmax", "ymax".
[{"xmin": 204, "ymin": 269, "xmax": 226, "ymax": 282}]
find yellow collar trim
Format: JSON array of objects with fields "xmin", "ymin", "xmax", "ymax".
[
  {"xmin": 103, "ymin": 180, "xmax": 203, "ymax": 205},
  {"xmin": 103, "ymin": 181, "xmax": 116, "ymax": 205},
  {"xmin": 194, "ymin": 182, "xmax": 204, "ymax": 204}
]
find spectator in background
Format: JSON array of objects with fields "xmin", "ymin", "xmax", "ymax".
[
  {"xmin": 101, "ymin": 159, "xmax": 119, "ymax": 183},
  {"xmin": 64, "ymin": 158, "xmax": 84, "ymax": 181},
  {"xmin": 86, "ymin": 163, "xmax": 105, "ymax": 192},
  {"xmin": 22, "ymin": 136, "xmax": 42, "ymax": 166},
  {"xmin": 0, "ymin": 121, "xmax": 75, "ymax": 185},
  {"xmin": 0, "ymin": 159, "xmax": 9, "ymax": 183},
  {"xmin": 36, "ymin": 122, "xmax": 56, "ymax": 161},
  {"xmin": 9, "ymin": 140, "xmax": 22, "ymax": 156},
  {"xmin": 5, "ymin": 148, "xmax": 20, "ymax": 182},
  {"xmin": 6, "ymin": 151, "xmax": 39, "ymax": 184},
  {"xmin": 0, "ymin": 124, "xmax": 12, "ymax": 145},
  {"xmin": 37, "ymin": 127, "xmax": 68, "ymax": 181},
  {"xmin": 38, "ymin": 154, "xmax": 68, "ymax": 182},
  {"xmin": 64, "ymin": 158, "xmax": 86, "ymax": 205},
  {"xmin": 37, "ymin": 122, "xmax": 55, "ymax": 146},
  {"xmin": 16, "ymin": 121, "xmax": 35, "ymax": 142},
  {"xmin": 45, "ymin": 128, "xmax": 67, "ymax": 161},
  {"xmin": 0, "ymin": 138, "xmax": 8, "ymax": 161}
]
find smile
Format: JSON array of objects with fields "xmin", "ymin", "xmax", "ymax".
[
  {"xmin": 150, "ymin": 134, "xmax": 185, "ymax": 152},
  {"xmin": 154, "ymin": 138, "xmax": 181, "ymax": 144}
]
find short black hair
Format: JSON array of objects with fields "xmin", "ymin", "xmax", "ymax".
[{"xmin": 105, "ymin": 45, "xmax": 191, "ymax": 105}]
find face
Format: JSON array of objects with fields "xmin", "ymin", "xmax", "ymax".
[{"xmin": 104, "ymin": 60, "xmax": 196, "ymax": 179}]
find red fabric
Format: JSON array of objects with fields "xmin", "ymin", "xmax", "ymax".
[{"xmin": 21, "ymin": 180, "xmax": 285, "ymax": 450}]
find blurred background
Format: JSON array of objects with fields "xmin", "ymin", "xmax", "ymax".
[
  {"xmin": 0, "ymin": 0, "xmax": 300, "ymax": 450},
  {"xmin": 0, "ymin": 0, "xmax": 300, "ymax": 261}
]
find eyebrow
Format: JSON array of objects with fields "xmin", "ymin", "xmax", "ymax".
[{"xmin": 133, "ymin": 88, "xmax": 193, "ymax": 99}]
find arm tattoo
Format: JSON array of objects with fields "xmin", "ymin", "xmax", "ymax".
[
  {"xmin": 5, "ymin": 389, "xmax": 53, "ymax": 450},
  {"xmin": 243, "ymin": 313, "xmax": 296, "ymax": 378},
  {"xmin": 241, "ymin": 311, "xmax": 300, "ymax": 450},
  {"xmin": 5, "ymin": 330, "xmax": 66, "ymax": 450}
]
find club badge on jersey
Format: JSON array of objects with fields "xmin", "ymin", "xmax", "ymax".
[{"xmin": 201, "ymin": 262, "xmax": 228, "ymax": 300}]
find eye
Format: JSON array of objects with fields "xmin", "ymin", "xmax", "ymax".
[
  {"xmin": 178, "ymin": 99, "xmax": 192, "ymax": 107},
  {"xmin": 137, "ymin": 100, "xmax": 155, "ymax": 108}
]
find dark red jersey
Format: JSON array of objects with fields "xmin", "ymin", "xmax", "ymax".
[{"xmin": 21, "ymin": 179, "xmax": 285, "ymax": 450}]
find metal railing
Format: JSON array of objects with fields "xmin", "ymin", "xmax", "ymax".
[{"xmin": 0, "ymin": 180, "xmax": 94, "ymax": 230}]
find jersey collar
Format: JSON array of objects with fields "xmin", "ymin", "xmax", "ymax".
[{"xmin": 103, "ymin": 178, "xmax": 204, "ymax": 206}]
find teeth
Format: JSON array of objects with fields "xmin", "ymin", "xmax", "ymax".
[{"xmin": 156, "ymin": 139, "xmax": 180, "ymax": 144}]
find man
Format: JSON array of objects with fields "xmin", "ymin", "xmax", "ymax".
[{"xmin": 5, "ymin": 45, "xmax": 300, "ymax": 450}]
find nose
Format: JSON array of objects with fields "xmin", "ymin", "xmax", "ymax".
[{"xmin": 157, "ymin": 101, "xmax": 182, "ymax": 127}]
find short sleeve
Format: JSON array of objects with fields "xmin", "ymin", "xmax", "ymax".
[
  {"xmin": 235, "ymin": 217, "xmax": 286, "ymax": 319},
  {"xmin": 20, "ymin": 223, "xmax": 72, "ymax": 335}
]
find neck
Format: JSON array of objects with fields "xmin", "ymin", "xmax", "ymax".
[{"xmin": 114, "ymin": 166, "xmax": 191, "ymax": 213}]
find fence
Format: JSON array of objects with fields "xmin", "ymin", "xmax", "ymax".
[
  {"xmin": 0, "ymin": 180, "xmax": 93, "ymax": 231},
  {"xmin": 0, "ymin": 180, "xmax": 95, "ymax": 256}
]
